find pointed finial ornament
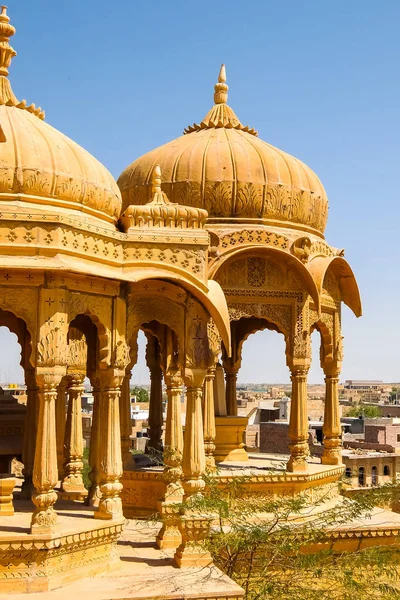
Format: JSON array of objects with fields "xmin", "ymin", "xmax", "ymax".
[
  {"xmin": 183, "ymin": 64, "xmax": 258, "ymax": 136},
  {"xmin": 0, "ymin": 7, "xmax": 44, "ymax": 118},
  {"xmin": 0, "ymin": 6, "xmax": 16, "ymax": 77},
  {"xmin": 151, "ymin": 164, "xmax": 162, "ymax": 195},
  {"xmin": 214, "ymin": 64, "xmax": 228, "ymax": 104}
]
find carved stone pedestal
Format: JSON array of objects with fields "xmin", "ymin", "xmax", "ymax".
[
  {"xmin": 214, "ymin": 416, "xmax": 248, "ymax": 462},
  {"xmin": 156, "ymin": 500, "xmax": 182, "ymax": 549},
  {"xmin": 0, "ymin": 475, "xmax": 16, "ymax": 515},
  {"xmin": 173, "ymin": 513, "xmax": 213, "ymax": 568}
]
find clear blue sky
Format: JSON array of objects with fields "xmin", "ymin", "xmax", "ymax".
[{"xmin": 1, "ymin": 0, "xmax": 399, "ymax": 384}]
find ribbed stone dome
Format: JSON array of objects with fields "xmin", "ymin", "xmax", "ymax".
[
  {"xmin": 0, "ymin": 8, "xmax": 121, "ymax": 224},
  {"xmin": 118, "ymin": 66, "xmax": 328, "ymax": 235}
]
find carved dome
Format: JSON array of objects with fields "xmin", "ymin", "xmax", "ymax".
[
  {"xmin": 118, "ymin": 65, "xmax": 328, "ymax": 235},
  {"xmin": 0, "ymin": 8, "xmax": 121, "ymax": 224}
]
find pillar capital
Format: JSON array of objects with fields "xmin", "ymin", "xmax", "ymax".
[
  {"xmin": 183, "ymin": 368, "xmax": 206, "ymax": 390},
  {"xmin": 93, "ymin": 368, "xmax": 124, "ymax": 390}
]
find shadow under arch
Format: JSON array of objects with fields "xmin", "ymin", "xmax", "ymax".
[
  {"xmin": 68, "ymin": 313, "xmax": 107, "ymax": 377},
  {"xmin": 311, "ymin": 319, "xmax": 334, "ymax": 368}
]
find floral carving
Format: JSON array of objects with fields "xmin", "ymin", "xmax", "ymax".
[{"xmin": 113, "ymin": 340, "xmax": 131, "ymax": 371}]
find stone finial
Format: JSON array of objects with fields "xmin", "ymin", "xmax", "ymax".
[
  {"xmin": 214, "ymin": 64, "xmax": 228, "ymax": 105},
  {"xmin": 184, "ymin": 65, "xmax": 257, "ymax": 136},
  {"xmin": 0, "ymin": 6, "xmax": 16, "ymax": 77},
  {"xmin": 119, "ymin": 163, "xmax": 208, "ymax": 231},
  {"xmin": 0, "ymin": 7, "xmax": 44, "ymax": 119},
  {"xmin": 152, "ymin": 165, "xmax": 162, "ymax": 195}
]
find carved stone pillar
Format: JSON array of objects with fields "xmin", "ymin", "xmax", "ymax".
[
  {"xmin": 287, "ymin": 368, "xmax": 309, "ymax": 473},
  {"xmin": 203, "ymin": 365, "xmax": 216, "ymax": 469},
  {"xmin": 120, "ymin": 372, "xmax": 132, "ymax": 467},
  {"xmin": 163, "ymin": 367, "xmax": 184, "ymax": 482},
  {"xmin": 55, "ymin": 379, "xmax": 67, "ymax": 481},
  {"xmin": 21, "ymin": 369, "xmax": 39, "ymax": 499},
  {"xmin": 156, "ymin": 367, "xmax": 184, "ymax": 550},
  {"xmin": 31, "ymin": 370, "xmax": 63, "ymax": 532},
  {"xmin": 181, "ymin": 370, "xmax": 206, "ymax": 499},
  {"xmin": 94, "ymin": 370, "xmax": 124, "ymax": 520},
  {"xmin": 322, "ymin": 367, "xmax": 342, "ymax": 466},
  {"xmin": 146, "ymin": 336, "xmax": 163, "ymax": 454},
  {"xmin": 86, "ymin": 383, "xmax": 101, "ymax": 507},
  {"xmin": 61, "ymin": 375, "xmax": 87, "ymax": 499},
  {"xmin": 224, "ymin": 361, "xmax": 238, "ymax": 416}
]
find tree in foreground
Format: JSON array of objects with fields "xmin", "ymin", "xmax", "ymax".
[{"xmin": 184, "ymin": 473, "xmax": 400, "ymax": 600}]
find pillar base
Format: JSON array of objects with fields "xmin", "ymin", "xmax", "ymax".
[
  {"xmin": 156, "ymin": 502, "xmax": 182, "ymax": 549},
  {"xmin": 0, "ymin": 476, "xmax": 16, "ymax": 516},
  {"xmin": 286, "ymin": 455, "xmax": 309, "ymax": 473},
  {"xmin": 58, "ymin": 489, "xmax": 88, "ymax": 502},
  {"xmin": 214, "ymin": 416, "xmax": 248, "ymax": 462},
  {"xmin": 321, "ymin": 449, "xmax": 343, "ymax": 466},
  {"xmin": 173, "ymin": 514, "xmax": 213, "ymax": 568}
]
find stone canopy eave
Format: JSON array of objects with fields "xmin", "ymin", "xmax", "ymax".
[{"xmin": 307, "ymin": 256, "xmax": 362, "ymax": 317}]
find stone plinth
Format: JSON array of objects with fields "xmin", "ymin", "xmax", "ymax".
[
  {"xmin": 0, "ymin": 475, "xmax": 15, "ymax": 515},
  {"xmin": 214, "ymin": 416, "xmax": 248, "ymax": 462},
  {"xmin": 0, "ymin": 500, "xmax": 124, "ymax": 593},
  {"xmin": 121, "ymin": 454, "xmax": 345, "ymax": 517}
]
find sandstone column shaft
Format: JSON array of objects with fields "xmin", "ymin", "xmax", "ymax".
[
  {"xmin": 203, "ymin": 366, "xmax": 216, "ymax": 469},
  {"xmin": 164, "ymin": 372, "xmax": 184, "ymax": 466},
  {"xmin": 225, "ymin": 366, "xmax": 238, "ymax": 416},
  {"xmin": 61, "ymin": 380, "xmax": 86, "ymax": 494},
  {"xmin": 21, "ymin": 372, "xmax": 39, "ymax": 498},
  {"xmin": 322, "ymin": 374, "xmax": 342, "ymax": 465},
  {"xmin": 120, "ymin": 373, "xmax": 132, "ymax": 466},
  {"xmin": 31, "ymin": 379, "xmax": 59, "ymax": 531},
  {"xmin": 182, "ymin": 381, "xmax": 206, "ymax": 498},
  {"xmin": 95, "ymin": 381, "xmax": 123, "ymax": 520},
  {"xmin": 146, "ymin": 343, "xmax": 163, "ymax": 453},
  {"xmin": 87, "ymin": 386, "xmax": 101, "ymax": 506},
  {"xmin": 55, "ymin": 380, "xmax": 67, "ymax": 480},
  {"xmin": 287, "ymin": 369, "xmax": 309, "ymax": 473}
]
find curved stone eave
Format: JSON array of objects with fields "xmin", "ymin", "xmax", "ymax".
[
  {"xmin": 307, "ymin": 256, "xmax": 362, "ymax": 317},
  {"xmin": 209, "ymin": 244, "xmax": 320, "ymax": 313},
  {"xmin": 129, "ymin": 268, "xmax": 231, "ymax": 355}
]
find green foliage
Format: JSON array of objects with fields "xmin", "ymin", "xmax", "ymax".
[
  {"xmin": 346, "ymin": 404, "xmax": 381, "ymax": 418},
  {"xmin": 183, "ymin": 474, "xmax": 400, "ymax": 600},
  {"xmin": 130, "ymin": 386, "xmax": 149, "ymax": 403}
]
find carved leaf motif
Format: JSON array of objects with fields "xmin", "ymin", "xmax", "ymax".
[
  {"xmin": 235, "ymin": 183, "xmax": 263, "ymax": 216},
  {"xmin": 67, "ymin": 336, "xmax": 87, "ymax": 370},
  {"xmin": 204, "ymin": 181, "xmax": 232, "ymax": 216},
  {"xmin": 37, "ymin": 329, "xmax": 58, "ymax": 367},
  {"xmin": 113, "ymin": 340, "xmax": 131, "ymax": 370},
  {"xmin": 292, "ymin": 331, "xmax": 311, "ymax": 360}
]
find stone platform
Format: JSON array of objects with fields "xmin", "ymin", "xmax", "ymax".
[
  {"xmin": 0, "ymin": 519, "xmax": 244, "ymax": 599},
  {"xmin": 121, "ymin": 453, "xmax": 344, "ymax": 518},
  {"xmin": 0, "ymin": 499, "xmax": 124, "ymax": 593}
]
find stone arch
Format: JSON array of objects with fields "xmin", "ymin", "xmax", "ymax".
[
  {"xmin": 126, "ymin": 272, "xmax": 230, "ymax": 353},
  {"xmin": 67, "ymin": 293, "xmax": 111, "ymax": 369},
  {"xmin": 0, "ymin": 288, "xmax": 37, "ymax": 357},
  {"xmin": 307, "ymin": 256, "xmax": 362, "ymax": 317},
  {"xmin": 210, "ymin": 246, "xmax": 320, "ymax": 310},
  {"xmin": 0, "ymin": 308, "xmax": 33, "ymax": 370},
  {"xmin": 311, "ymin": 319, "xmax": 334, "ymax": 368}
]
